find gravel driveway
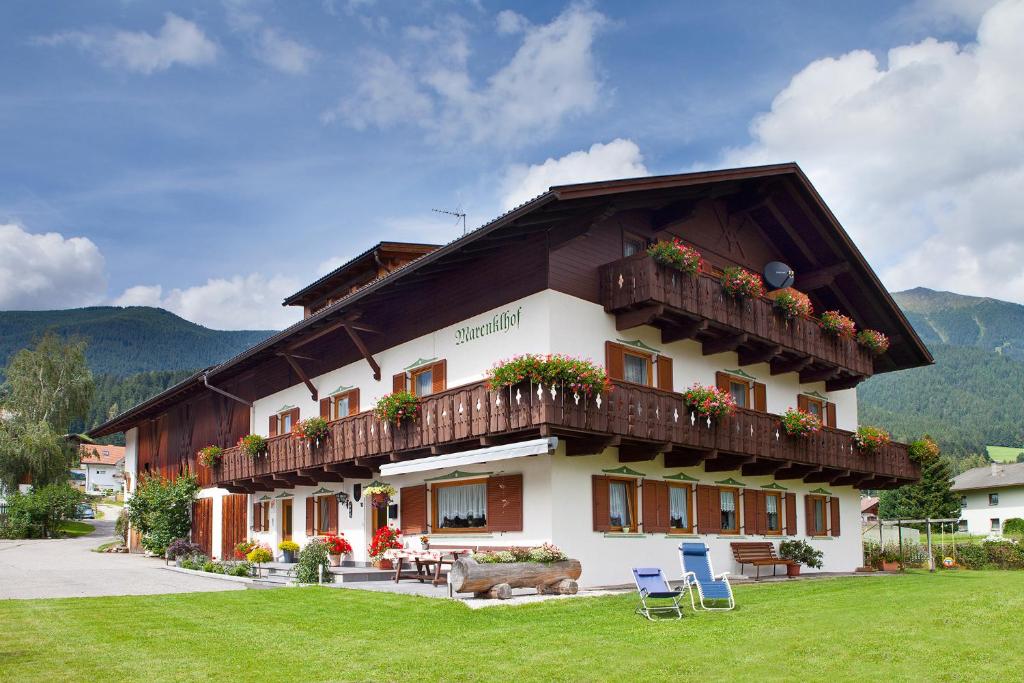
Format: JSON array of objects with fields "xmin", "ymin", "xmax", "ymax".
[{"xmin": 0, "ymin": 506, "xmax": 244, "ymax": 600}]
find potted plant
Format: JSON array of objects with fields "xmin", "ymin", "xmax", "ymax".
[
  {"xmin": 166, "ymin": 538, "xmax": 201, "ymax": 566},
  {"xmin": 322, "ymin": 533, "xmax": 353, "ymax": 566},
  {"xmin": 857, "ymin": 329, "xmax": 890, "ymax": 355},
  {"xmin": 246, "ymin": 544, "xmax": 273, "ymax": 577},
  {"xmin": 771, "ymin": 289, "xmax": 813, "ymax": 319},
  {"xmin": 647, "ymin": 238, "xmax": 702, "ymax": 275},
  {"xmin": 486, "ymin": 354, "xmax": 611, "ymax": 396},
  {"xmin": 779, "ymin": 408, "xmax": 822, "ymax": 437},
  {"xmin": 368, "ymin": 526, "xmax": 403, "ymax": 569},
  {"xmin": 234, "ymin": 539, "xmax": 258, "ymax": 560},
  {"xmin": 364, "ymin": 483, "xmax": 396, "ymax": 509},
  {"xmin": 420, "ymin": 535, "xmax": 430, "ymax": 550},
  {"xmin": 878, "ymin": 543, "xmax": 902, "ymax": 572},
  {"xmin": 853, "ymin": 425, "xmax": 891, "ymax": 454},
  {"xmin": 721, "ymin": 266, "xmax": 765, "ymax": 299},
  {"xmin": 293, "ymin": 417, "xmax": 330, "ymax": 448},
  {"xmin": 779, "ymin": 539, "xmax": 824, "ymax": 577},
  {"xmin": 681, "ymin": 383, "xmax": 737, "ymax": 419},
  {"xmin": 278, "ymin": 540, "xmax": 300, "ymax": 563},
  {"xmin": 818, "ymin": 310, "xmax": 856, "ymax": 339},
  {"xmin": 456, "ymin": 544, "xmax": 582, "ymax": 598},
  {"xmin": 237, "ymin": 434, "xmax": 268, "ymax": 458},
  {"xmin": 374, "ymin": 391, "xmax": 420, "ymax": 425},
  {"xmin": 196, "ymin": 445, "xmax": 223, "ymax": 468}
]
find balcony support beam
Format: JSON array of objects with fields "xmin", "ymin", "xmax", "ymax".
[
  {"xmin": 281, "ymin": 472, "xmax": 319, "ymax": 486},
  {"xmin": 826, "ymin": 374, "xmax": 866, "ymax": 392},
  {"xmin": 253, "ymin": 476, "xmax": 293, "ymax": 490},
  {"xmin": 702, "ymin": 333, "xmax": 748, "ymax": 356},
  {"xmin": 804, "ymin": 467, "xmax": 839, "ymax": 484},
  {"xmin": 298, "ymin": 468, "xmax": 346, "ymax": 483},
  {"xmin": 796, "ymin": 262, "xmax": 850, "ymax": 291},
  {"xmin": 738, "ymin": 345, "xmax": 783, "ymax": 366},
  {"xmin": 829, "ymin": 471, "xmax": 869, "ymax": 487},
  {"xmin": 770, "ymin": 355, "xmax": 812, "ymax": 376},
  {"xmin": 799, "ymin": 366, "xmax": 839, "ymax": 384},
  {"xmin": 661, "ymin": 318, "xmax": 708, "ymax": 344},
  {"xmin": 741, "ymin": 458, "xmax": 785, "ymax": 477},
  {"xmin": 665, "ymin": 447, "xmax": 712, "ymax": 468},
  {"xmin": 566, "ymin": 435, "xmax": 620, "ymax": 457},
  {"xmin": 774, "ymin": 463, "xmax": 818, "ymax": 480},
  {"xmin": 616, "ymin": 304, "xmax": 665, "ymax": 331},
  {"xmin": 705, "ymin": 454, "xmax": 754, "ymax": 473},
  {"xmin": 324, "ymin": 463, "xmax": 375, "ymax": 479},
  {"xmin": 279, "ymin": 353, "xmax": 318, "ymax": 402},
  {"xmin": 618, "ymin": 441, "xmax": 671, "ymax": 462}
]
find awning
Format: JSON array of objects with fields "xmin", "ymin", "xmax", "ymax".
[{"xmin": 378, "ymin": 437, "xmax": 558, "ymax": 476}]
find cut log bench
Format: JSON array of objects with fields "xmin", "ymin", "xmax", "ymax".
[
  {"xmin": 449, "ymin": 557, "xmax": 583, "ymax": 599},
  {"xmin": 730, "ymin": 542, "xmax": 797, "ymax": 580}
]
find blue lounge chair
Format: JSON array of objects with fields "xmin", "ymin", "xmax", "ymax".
[
  {"xmin": 679, "ymin": 543, "xmax": 735, "ymax": 611},
  {"xmin": 631, "ymin": 567, "xmax": 684, "ymax": 620}
]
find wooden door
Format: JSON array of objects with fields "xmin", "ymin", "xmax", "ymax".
[
  {"xmin": 371, "ymin": 504, "xmax": 387, "ymax": 537},
  {"xmin": 281, "ymin": 499, "xmax": 293, "ymax": 542},
  {"xmin": 221, "ymin": 494, "xmax": 247, "ymax": 560},
  {"xmin": 192, "ymin": 498, "xmax": 212, "ymax": 557}
]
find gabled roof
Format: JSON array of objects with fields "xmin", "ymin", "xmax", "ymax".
[
  {"xmin": 860, "ymin": 496, "xmax": 879, "ymax": 513},
  {"xmin": 952, "ymin": 463, "xmax": 1024, "ymax": 491},
  {"xmin": 79, "ymin": 444, "xmax": 126, "ymax": 466}
]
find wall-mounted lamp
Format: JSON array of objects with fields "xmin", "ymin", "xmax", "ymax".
[{"xmin": 336, "ymin": 491, "xmax": 353, "ymax": 518}]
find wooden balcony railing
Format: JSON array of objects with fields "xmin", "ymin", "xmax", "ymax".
[
  {"xmin": 214, "ymin": 379, "xmax": 918, "ymax": 490},
  {"xmin": 598, "ymin": 255, "xmax": 875, "ymax": 385}
]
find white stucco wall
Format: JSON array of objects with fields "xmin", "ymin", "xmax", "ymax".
[
  {"xmin": 85, "ymin": 463, "xmax": 123, "ymax": 493},
  {"xmin": 123, "ymin": 427, "xmax": 138, "ymax": 498},
  {"xmin": 959, "ymin": 486, "xmax": 1024, "ymax": 535}
]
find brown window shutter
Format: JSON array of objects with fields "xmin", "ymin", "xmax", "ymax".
[
  {"xmin": 291, "ymin": 407, "xmax": 301, "ymax": 425},
  {"xmin": 350, "ymin": 388, "xmax": 360, "ymax": 416},
  {"xmin": 784, "ymin": 492, "xmax": 796, "ymax": 535},
  {"xmin": 805, "ymin": 495, "xmax": 816, "ymax": 536},
  {"xmin": 605, "ymin": 342, "xmax": 625, "ymax": 381},
  {"xmin": 753, "ymin": 382, "xmax": 767, "ymax": 412},
  {"xmin": 696, "ymin": 484, "xmax": 721, "ymax": 534},
  {"xmin": 253, "ymin": 502, "xmax": 261, "ymax": 532},
  {"xmin": 393, "ymin": 372, "xmax": 407, "ymax": 393},
  {"xmin": 487, "ymin": 474, "xmax": 523, "ymax": 532},
  {"xmin": 262, "ymin": 503, "xmax": 270, "ymax": 532},
  {"xmin": 715, "ymin": 372, "xmax": 730, "ymax": 393},
  {"xmin": 656, "ymin": 356, "xmax": 673, "ymax": 392},
  {"xmin": 742, "ymin": 489, "xmax": 758, "ymax": 535},
  {"xmin": 797, "ymin": 394, "xmax": 809, "ymax": 412},
  {"xmin": 592, "ymin": 475, "xmax": 611, "ymax": 532},
  {"xmin": 400, "ymin": 485, "xmax": 428, "ymax": 534},
  {"xmin": 305, "ymin": 497, "xmax": 314, "ymax": 536},
  {"xmin": 830, "ymin": 496, "xmax": 841, "ymax": 537},
  {"xmin": 432, "ymin": 359, "xmax": 447, "ymax": 393},
  {"xmin": 328, "ymin": 497, "xmax": 338, "ymax": 534},
  {"xmin": 756, "ymin": 491, "xmax": 768, "ymax": 535},
  {"xmin": 642, "ymin": 480, "xmax": 669, "ymax": 534},
  {"xmin": 268, "ymin": 414, "xmax": 278, "ymax": 437},
  {"xmin": 826, "ymin": 402, "xmax": 837, "ymax": 428},
  {"xmin": 320, "ymin": 398, "xmax": 331, "ymax": 419}
]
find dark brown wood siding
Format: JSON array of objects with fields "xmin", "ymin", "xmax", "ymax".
[
  {"xmin": 221, "ymin": 494, "xmax": 247, "ymax": 559},
  {"xmin": 192, "ymin": 497, "xmax": 212, "ymax": 557}
]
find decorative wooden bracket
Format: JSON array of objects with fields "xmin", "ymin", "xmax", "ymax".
[
  {"xmin": 279, "ymin": 353, "xmax": 318, "ymax": 401},
  {"xmin": 702, "ymin": 333, "xmax": 748, "ymax": 356},
  {"xmin": 342, "ymin": 322, "xmax": 381, "ymax": 381},
  {"xmin": 770, "ymin": 355, "xmax": 812, "ymax": 376}
]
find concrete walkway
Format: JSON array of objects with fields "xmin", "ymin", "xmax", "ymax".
[{"xmin": 0, "ymin": 508, "xmax": 244, "ymax": 600}]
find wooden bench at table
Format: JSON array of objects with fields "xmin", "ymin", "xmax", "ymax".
[{"xmin": 730, "ymin": 542, "xmax": 797, "ymax": 580}]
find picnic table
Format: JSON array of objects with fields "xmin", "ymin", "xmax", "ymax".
[{"xmin": 384, "ymin": 548, "xmax": 473, "ymax": 586}]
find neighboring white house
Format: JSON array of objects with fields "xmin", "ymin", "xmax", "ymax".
[
  {"xmin": 953, "ymin": 463, "xmax": 1024, "ymax": 535},
  {"xmin": 77, "ymin": 445, "xmax": 125, "ymax": 495}
]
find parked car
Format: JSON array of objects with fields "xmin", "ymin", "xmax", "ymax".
[{"xmin": 76, "ymin": 503, "xmax": 95, "ymax": 520}]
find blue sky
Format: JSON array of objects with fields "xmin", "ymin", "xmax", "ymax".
[{"xmin": 2, "ymin": 0, "xmax": 1019, "ymax": 329}]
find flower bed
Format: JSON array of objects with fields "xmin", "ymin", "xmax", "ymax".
[
  {"xmin": 854, "ymin": 425, "xmax": 891, "ymax": 454},
  {"xmin": 819, "ymin": 310, "xmax": 856, "ymax": 339},
  {"xmin": 772, "ymin": 289, "xmax": 813, "ymax": 319},
  {"xmin": 322, "ymin": 533, "xmax": 352, "ymax": 556},
  {"xmin": 779, "ymin": 408, "xmax": 822, "ymax": 437},
  {"xmin": 721, "ymin": 266, "xmax": 766, "ymax": 299},
  {"xmin": 196, "ymin": 445, "xmax": 223, "ymax": 468},
  {"xmin": 472, "ymin": 543, "xmax": 568, "ymax": 564},
  {"xmin": 374, "ymin": 391, "xmax": 420, "ymax": 425},
  {"xmin": 293, "ymin": 417, "xmax": 329, "ymax": 446},
  {"xmin": 237, "ymin": 434, "xmax": 267, "ymax": 459},
  {"xmin": 682, "ymin": 383, "xmax": 737, "ymax": 418},
  {"xmin": 857, "ymin": 329, "xmax": 890, "ymax": 355},
  {"xmin": 486, "ymin": 354, "xmax": 610, "ymax": 395},
  {"xmin": 647, "ymin": 238, "xmax": 702, "ymax": 275},
  {"xmin": 368, "ymin": 526, "xmax": 402, "ymax": 565}
]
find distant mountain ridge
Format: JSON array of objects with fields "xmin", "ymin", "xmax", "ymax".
[{"xmin": 0, "ymin": 306, "xmax": 276, "ymax": 378}]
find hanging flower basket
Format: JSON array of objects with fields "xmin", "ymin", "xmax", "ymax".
[
  {"xmin": 196, "ymin": 445, "xmax": 223, "ymax": 468},
  {"xmin": 771, "ymin": 289, "xmax": 813, "ymax": 319},
  {"xmin": 647, "ymin": 238, "xmax": 702, "ymax": 275},
  {"xmin": 857, "ymin": 329, "xmax": 890, "ymax": 355},
  {"xmin": 485, "ymin": 354, "xmax": 610, "ymax": 396},
  {"xmin": 364, "ymin": 484, "xmax": 396, "ymax": 509},
  {"xmin": 681, "ymin": 383, "xmax": 737, "ymax": 419},
  {"xmin": 721, "ymin": 266, "xmax": 765, "ymax": 299},
  {"xmin": 818, "ymin": 310, "xmax": 856, "ymax": 339},
  {"xmin": 237, "ymin": 434, "xmax": 267, "ymax": 459},
  {"xmin": 374, "ymin": 391, "xmax": 420, "ymax": 425},
  {"xmin": 293, "ymin": 417, "xmax": 330, "ymax": 448},
  {"xmin": 779, "ymin": 408, "xmax": 822, "ymax": 437},
  {"xmin": 853, "ymin": 426, "xmax": 891, "ymax": 454}
]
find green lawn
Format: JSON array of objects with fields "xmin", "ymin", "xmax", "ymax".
[
  {"xmin": 986, "ymin": 445, "xmax": 1023, "ymax": 462},
  {"xmin": 55, "ymin": 520, "xmax": 94, "ymax": 537},
  {"xmin": 1, "ymin": 571, "xmax": 1021, "ymax": 681}
]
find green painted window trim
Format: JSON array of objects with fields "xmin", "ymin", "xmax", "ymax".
[
  {"xmin": 602, "ymin": 532, "xmax": 647, "ymax": 538},
  {"xmin": 274, "ymin": 492, "xmax": 293, "ymax": 499},
  {"xmin": 403, "ymin": 357, "xmax": 438, "ymax": 371},
  {"xmin": 257, "ymin": 495, "xmax": 273, "ymax": 502},
  {"xmin": 664, "ymin": 471, "xmax": 698, "ymax": 482},
  {"xmin": 429, "ymin": 533, "xmax": 494, "ymax": 539},
  {"xmin": 311, "ymin": 487, "xmax": 334, "ymax": 496},
  {"xmin": 717, "ymin": 534, "xmax": 748, "ymax": 539},
  {"xmin": 761, "ymin": 482, "xmax": 788, "ymax": 490},
  {"xmin": 615, "ymin": 338, "xmax": 661, "ymax": 353},
  {"xmin": 715, "ymin": 477, "xmax": 746, "ymax": 487},
  {"xmin": 722, "ymin": 368, "xmax": 757, "ymax": 380},
  {"xmin": 275, "ymin": 404, "xmax": 296, "ymax": 413},
  {"xmin": 665, "ymin": 533, "xmax": 700, "ymax": 539},
  {"xmin": 809, "ymin": 487, "xmax": 833, "ymax": 495},
  {"xmin": 327, "ymin": 384, "xmax": 355, "ymax": 396},
  {"xmin": 425, "ymin": 470, "xmax": 493, "ymax": 482},
  {"xmin": 602, "ymin": 465, "xmax": 646, "ymax": 477}
]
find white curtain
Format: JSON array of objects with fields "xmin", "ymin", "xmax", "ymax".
[
  {"xmin": 610, "ymin": 481, "xmax": 632, "ymax": 527},
  {"xmin": 766, "ymin": 494, "xmax": 779, "ymax": 531},
  {"xmin": 720, "ymin": 490, "xmax": 736, "ymax": 530},
  {"xmin": 670, "ymin": 486, "xmax": 688, "ymax": 529},
  {"xmin": 624, "ymin": 355, "xmax": 647, "ymax": 384},
  {"xmin": 437, "ymin": 483, "xmax": 486, "ymax": 528}
]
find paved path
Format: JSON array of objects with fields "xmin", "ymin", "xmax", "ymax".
[{"xmin": 0, "ymin": 507, "xmax": 244, "ymax": 600}]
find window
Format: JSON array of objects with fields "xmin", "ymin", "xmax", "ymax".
[
  {"xmin": 764, "ymin": 491, "xmax": 782, "ymax": 535},
  {"xmin": 316, "ymin": 496, "xmax": 331, "ymax": 535},
  {"xmin": 623, "ymin": 233, "xmax": 645, "ymax": 257},
  {"xmin": 715, "ymin": 372, "xmax": 766, "ymax": 412},
  {"xmin": 807, "ymin": 495, "xmax": 828, "ymax": 536},
  {"xmin": 729, "ymin": 379, "xmax": 750, "ymax": 408},
  {"xmin": 412, "ymin": 367, "xmax": 433, "ymax": 397},
  {"xmin": 606, "ymin": 342, "xmax": 672, "ymax": 389},
  {"xmin": 958, "ymin": 519, "xmax": 968, "ymax": 532},
  {"xmin": 991, "ymin": 518, "xmax": 1001, "ymax": 533},
  {"xmin": 960, "ymin": 495, "xmax": 967, "ymax": 508},
  {"xmin": 432, "ymin": 480, "xmax": 487, "ymax": 531},
  {"xmin": 608, "ymin": 479, "xmax": 636, "ymax": 531},
  {"xmin": 989, "ymin": 493, "xmax": 999, "ymax": 506},
  {"xmin": 332, "ymin": 389, "xmax": 359, "ymax": 419},
  {"xmin": 668, "ymin": 483, "xmax": 692, "ymax": 533},
  {"xmin": 398, "ymin": 360, "xmax": 445, "ymax": 398},
  {"xmin": 623, "ymin": 351, "xmax": 651, "ymax": 385},
  {"xmin": 719, "ymin": 488, "xmax": 739, "ymax": 534},
  {"xmin": 804, "ymin": 397, "xmax": 824, "ymax": 419},
  {"xmin": 254, "ymin": 501, "xmax": 270, "ymax": 532}
]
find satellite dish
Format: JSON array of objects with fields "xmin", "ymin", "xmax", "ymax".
[{"xmin": 763, "ymin": 261, "xmax": 795, "ymax": 290}]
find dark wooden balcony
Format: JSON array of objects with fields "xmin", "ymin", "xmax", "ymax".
[
  {"xmin": 214, "ymin": 380, "xmax": 918, "ymax": 492},
  {"xmin": 599, "ymin": 255, "xmax": 875, "ymax": 390}
]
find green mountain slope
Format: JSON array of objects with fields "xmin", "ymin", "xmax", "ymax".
[
  {"xmin": 858, "ymin": 288, "xmax": 1024, "ymax": 459},
  {"xmin": 0, "ymin": 307, "xmax": 275, "ymax": 377}
]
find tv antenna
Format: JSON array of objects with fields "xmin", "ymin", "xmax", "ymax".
[{"xmin": 432, "ymin": 208, "xmax": 467, "ymax": 235}]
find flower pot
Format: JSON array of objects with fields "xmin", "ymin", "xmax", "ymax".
[
  {"xmin": 371, "ymin": 493, "xmax": 390, "ymax": 509},
  {"xmin": 786, "ymin": 564, "xmax": 801, "ymax": 577},
  {"xmin": 329, "ymin": 553, "xmax": 341, "ymax": 567},
  {"xmin": 881, "ymin": 561, "xmax": 901, "ymax": 572},
  {"xmin": 373, "ymin": 558, "xmax": 394, "ymax": 570},
  {"xmin": 282, "ymin": 549, "xmax": 295, "ymax": 564}
]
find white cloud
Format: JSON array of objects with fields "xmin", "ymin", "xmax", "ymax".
[
  {"xmin": 257, "ymin": 28, "xmax": 316, "ymax": 74},
  {"xmin": 325, "ymin": 4, "xmax": 607, "ymax": 144},
  {"xmin": 113, "ymin": 274, "xmax": 302, "ymax": 330},
  {"xmin": 500, "ymin": 139, "xmax": 648, "ymax": 210},
  {"xmin": 496, "ymin": 9, "xmax": 529, "ymax": 35},
  {"xmin": 38, "ymin": 14, "xmax": 218, "ymax": 75},
  {"xmin": 720, "ymin": 0, "xmax": 1024, "ymax": 303},
  {"xmin": 0, "ymin": 224, "xmax": 107, "ymax": 309}
]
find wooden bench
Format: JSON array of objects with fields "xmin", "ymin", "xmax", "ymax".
[{"xmin": 730, "ymin": 542, "xmax": 796, "ymax": 580}]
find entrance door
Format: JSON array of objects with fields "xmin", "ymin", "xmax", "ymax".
[
  {"xmin": 281, "ymin": 499, "xmax": 293, "ymax": 542},
  {"xmin": 370, "ymin": 504, "xmax": 387, "ymax": 537}
]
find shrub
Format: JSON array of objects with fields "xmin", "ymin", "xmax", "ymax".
[
  {"xmin": 295, "ymin": 538, "xmax": 334, "ymax": 584},
  {"xmin": 0, "ymin": 483, "xmax": 83, "ymax": 539},
  {"xmin": 721, "ymin": 266, "xmax": 765, "ymax": 299},
  {"xmin": 114, "ymin": 511, "xmax": 128, "ymax": 544},
  {"xmin": 201, "ymin": 560, "xmax": 219, "ymax": 573},
  {"xmin": 228, "ymin": 561, "xmax": 253, "ymax": 577},
  {"xmin": 982, "ymin": 540, "xmax": 1024, "ymax": 569},
  {"xmin": 908, "ymin": 436, "xmax": 941, "ymax": 465},
  {"xmin": 854, "ymin": 426, "xmax": 891, "ymax": 454},
  {"xmin": 374, "ymin": 392, "xmax": 420, "ymax": 425},
  {"xmin": 682, "ymin": 383, "xmax": 737, "ymax": 419},
  {"xmin": 180, "ymin": 553, "xmax": 207, "ymax": 570},
  {"xmin": 196, "ymin": 445, "xmax": 223, "ymax": 468},
  {"xmin": 246, "ymin": 546, "xmax": 273, "ymax": 565},
  {"xmin": 123, "ymin": 474, "xmax": 199, "ymax": 555},
  {"xmin": 779, "ymin": 408, "xmax": 822, "ymax": 437},
  {"xmin": 779, "ymin": 539, "xmax": 823, "ymax": 569},
  {"xmin": 293, "ymin": 417, "xmax": 329, "ymax": 446},
  {"xmin": 772, "ymin": 289, "xmax": 813, "ymax": 319},
  {"xmin": 237, "ymin": 434, "xmax": 267, "ymax": 458},
  {"xmin": 647, "ymin": 238, "xmax": 702, "ymax": 274},
  {"xmin": 1003, "ymin": 518, "xmax": 1024, "ymax": 536},
  {"xmin": 486, "ymin": 354, "xmax": 610, "ymax": 395},
  {"xmin": 528, "ymin": 543, "xmax": 569, "ymax": 563},
  {"xmin": 818, "ymin": 310, "xmax": 856, "ymax": 339},
  {"xmin": 857, "ymin": 329, "xmax": 890, "ymax": 355},
  {"xmin": 166, "ymin": 538, "xmax": 202, "ymax": 560}
]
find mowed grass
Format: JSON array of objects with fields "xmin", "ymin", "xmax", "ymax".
[
  {"xmin": 986, "ymin": 445, "xmax": 1023, "ymax": 462},
  {"xmin": 54, "ymin": 520, "xmax": 94, "ymax": 537},
  {"xmin": 1, "ymin": 571, "xmax": 1021, "ymax": 682}
]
